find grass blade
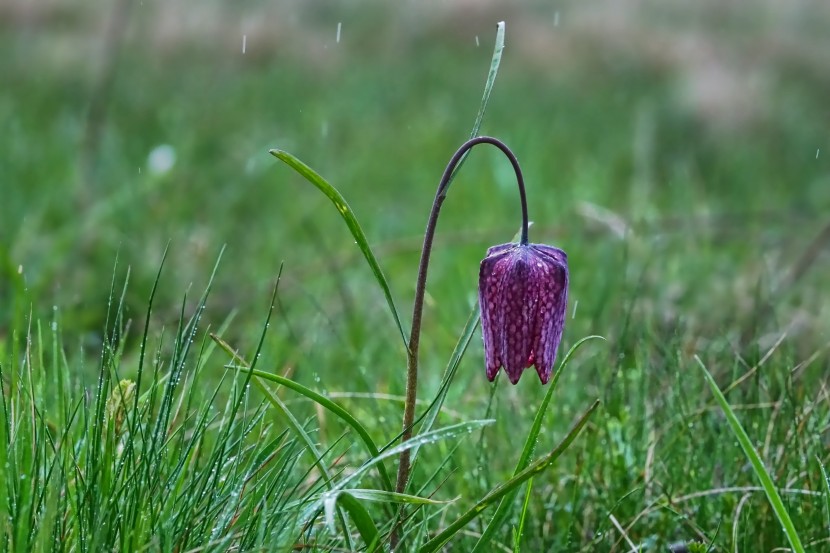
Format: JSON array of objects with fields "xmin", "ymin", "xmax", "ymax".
[
  {"xmin": 268, "ymin": 149, "xmax": 407, "ymax": 348},
  {"xmin": 301, "ymin": 420, "xmax": 494, "ymax": 523},
  {"xmin": 472, "ymin": 335, "xmax": 604, "ymax": 552},
  {"xmin": 255, "ymin": 379, "xmax": 356, "ymax": 548},
  {"xmin": 322, "ymin": 489, "xmax": 455, "ymax": 552},
  {"xmin": 210, "ymin": 333, "xmax": 394, "ymax": 491},
  {"xmin": 695, "ymin": 355, "xmax": 805, "ymax": 553},
  {"xmin": 818, "ymin": 455, "xmax": 830, "ymax": 534},
  {"xmin": 437, "ymin": 21, "xmax": 507, "ymax": 207},
  {"xmin": 469, "ymin": 21, "xmax": 505, "ymax": 139},
  {"xmin": 513, "ymin": 478, "xmax": 533, "ymax": 553},
  {"xmin": 330, "ymin": 489, "xmax": 454, "ymax": 506},
  {"xmin": 420, "ymin": 400, "xmax": 600, "ymax": 553},
  {"xmin": 324, "ymin": 492, "xmax": 382, "ymax": 553}
]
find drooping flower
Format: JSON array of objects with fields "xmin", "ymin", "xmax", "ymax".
[{"xmin": 478, "ymin": 242, "xmax": 568, "ymax": 385}]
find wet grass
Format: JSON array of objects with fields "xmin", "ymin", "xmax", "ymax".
[{"xmin": 2, "ymin": 2, "xmax": 830, "ymax": 551}]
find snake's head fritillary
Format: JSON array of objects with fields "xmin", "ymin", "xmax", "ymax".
[{"xmin": 478, "ymin": 243, "xmax": 568, "ymax": 384}]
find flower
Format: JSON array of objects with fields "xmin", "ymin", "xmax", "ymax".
[{"xmin": 478, "ymin": 243, "xmax": 568, "ymax": 384}]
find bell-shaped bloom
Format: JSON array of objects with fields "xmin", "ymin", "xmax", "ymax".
[{"xmin": 478, "ymin": 243, "xmax": 568, "ymax": 384}]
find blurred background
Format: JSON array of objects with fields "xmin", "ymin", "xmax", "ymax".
[
  {"xmin": 3, "ymin": 0, "xmax": 828, "ymax": 342},
  {"xmin": 1, "ymin": 0, "xmax": 829, "ymax": 547}
]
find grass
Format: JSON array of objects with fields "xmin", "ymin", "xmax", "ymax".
[{"xmin": 2, "ymin": 1, "xmax": 830, "ymax": 551}]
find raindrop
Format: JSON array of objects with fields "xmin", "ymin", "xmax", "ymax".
[
  {"xmin": 571, "ymin": 299, "xmax": 579, "ymax": 320},
  {"xmin": 475, "ymin": 35, "xmax": 479, "ymax": 47},
  {"xmin": 242, "ymin": 34, "xmax": 247, "ymax": 54},
  {"xmin": 554, "ymin": 11, "xmax": 560, "ymax": 26},
  {"xmin": 336, "ymin": 22, "xmax": 342, "ymax": 44},
  {"xmin": 817, "ymin": 149, "xmax": 821, "ymax": 159}
]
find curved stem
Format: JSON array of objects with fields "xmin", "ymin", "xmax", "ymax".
[{"xmin": 395, "ymin": 136, "xmax": 529, "ymax": 498}]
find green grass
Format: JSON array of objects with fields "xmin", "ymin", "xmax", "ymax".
[{"xmin": 2, "ymin": 1, "xmax": 830, "ymax": 551}]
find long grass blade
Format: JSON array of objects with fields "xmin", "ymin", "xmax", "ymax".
[
  {"xmin": 818, "ymin": 455, "xmax": 830, "ymax": 535},
  {"xmin": 469, "ymin": 21, "xmax": 505, "ymax": 139},
  {"xmin": 336, "ymin": 489, "xmax": 455, "ymax": 506},
  {"xmin": 695, "ymin": 356, "xmax": 805, "ymax": 553},
  {"xmin": 301, "ymin": 420, "xmax": 494, "ymax": 524},
  {"xmin": 268, "ymin": 149, "xmax": 408, "ymax": 348},
  {"xmin": 211, "ymin": 333, "xmax": 394, "ymax": 491},
  {"xmin": 322, "ymin": 489, "xmax": 454, "ymax": 552},
  {"xmin": 323, "ymin": 491, "xmax": 382, "ymax": 553},
  {"xmin": 438, "ymin": 21, "xmax": 507, "ymax": 207},
  {"xmin": 420, "ymin": 400, "xmax": 600, "ymax": 553},
  {"xmin": 472, "ymin": 335, "xmax": 604, "ymax": 551},
  {"xmin": 255, "ymin": 378, "xmax": 356, "ymax": 547},
  {"xmin": 513, "ymin": 478, "xmax": 533, "ymax": 553}
]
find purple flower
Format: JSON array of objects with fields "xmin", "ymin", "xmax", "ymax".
[{"xmin": 478, "ymin": 243, "xmax": 568, "ymax": 385}]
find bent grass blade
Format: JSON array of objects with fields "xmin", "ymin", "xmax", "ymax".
[
  {"xmin": 210, "ymin": 333, "xmax": 394, "ymax": 492},
  {"xmin": 302, "ymin": 420, "xmax": 495, "ymax": 526},
  {"xmin": 268, "ymin": 149, "xmax": 408, "ymax": 349},
  {"xmin": 472, "ymin": 335, "xmax": 605, "ymax": 552},
  {"xmin": 420, "ymin": 400, "xmax": 600, "ymax": 553},
  {"xmin": 696, "ymin": 355, "xmax": 805, "ymax": 553}
]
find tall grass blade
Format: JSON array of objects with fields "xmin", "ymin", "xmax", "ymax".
[
  {"xmin": 323, "ymin": 491, "xmax": 382, "ymax": 553},
  {"xmin": 268, "ymin": 148, "xmax": 408, "ymax": 348},
  {"xmin": 438, "ymin": 21, "xmax": 507, "ymax": 206},
  {"xmin": 322, "ymin": 490, "xmax": 454, "ymax": 553},
  {"xmin": 472, "ymin": 335, "xmax": 604, "ymax": 551},
  {"xmin": 818, "ymin": 455, "xmax": 830, "ymax": 534},
  {"xmin": 470, "ymin": 21, "xmax": 505, "ymax": 139},
  {"xmin": 222, "ymin": 271, "xmax": 356, "ymax": 548},
  {"xmin": 256, "ymin": 380, "xmax": 356, "ymax": 548},
  {"xmin": 211, "ymin": 332, "xmax": 394, "ymax": 491},
  {"xmin": 513, "ymin": 478, "xmax": 533, "ymax": 553},
  {"xmin": 300, "ymin": 420, "xmax": 494, "ymax": 523},
  {"xmin": 420, "ymin": 400, "xmax": 600, "ymax": 553},
  {"xmin": 695, "ymin": 356, "xmax": 805, "ymax": 553},
  {"xmin": 336, "ymin": 489, "xmax": 454, "ymax": 506}
]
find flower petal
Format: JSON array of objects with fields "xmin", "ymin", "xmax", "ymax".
[
  {"xmin": 499, "ymin": 248, "xmax": 534, "ymax": 384},
  {"xmin": 478, "ymin": 244, "xmax": 516, "ymax": 380},
  {"xmin": 529, "ymin": 245, "xmax": 568, "ymax": 383}
]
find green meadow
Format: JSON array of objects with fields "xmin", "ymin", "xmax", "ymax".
[{"xmin": 2, "ymin": 2, "xmax": 829, "ymax": 551}]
